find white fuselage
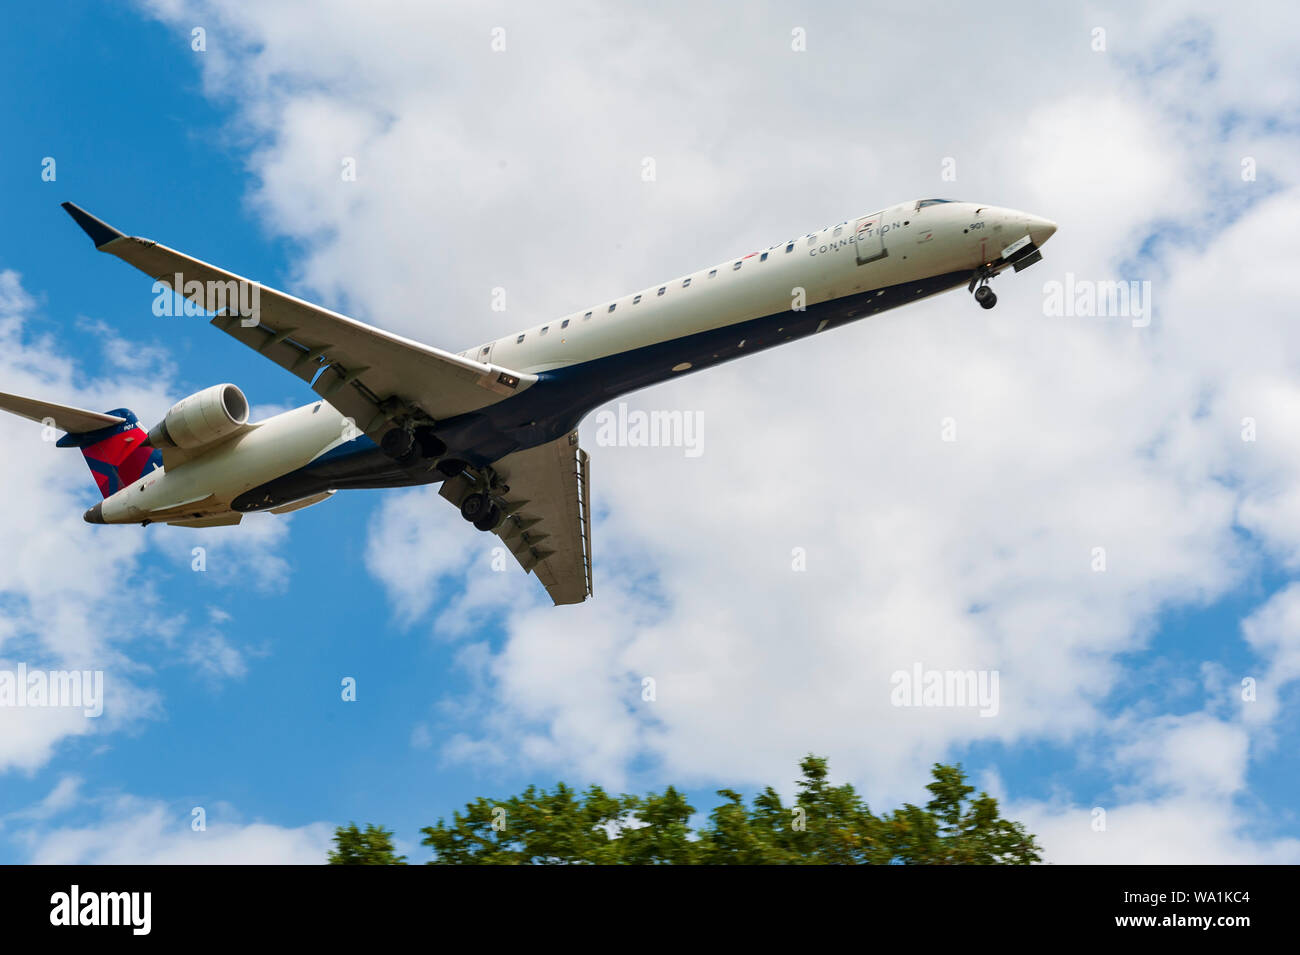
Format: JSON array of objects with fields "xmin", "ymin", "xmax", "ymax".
[
  {"xmin": 462, "ymin": 200, "xmax": 1052, "ymax": 374},
  {"xmin": 98, "ymin": 402, "xmax": 355, "ymax": 524},
  {"xmin": 95, "ymin": 199, "xmax": 1055, "ymax": 524}
]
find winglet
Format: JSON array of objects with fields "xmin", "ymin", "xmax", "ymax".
[{"xmin": 61, "ymin": 202, "xmax": 125, "ymax": 248}]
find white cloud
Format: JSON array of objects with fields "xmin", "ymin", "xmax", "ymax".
[
  {"xmin": 1015, "ymin": 794, "xmax": 1300, "ymax": 865},
  {"xmin": 5, "ymin": 775, "xmax": 84, "ymax": 822},
  {"xmin": 1114, "ymin": 712, "xmax": 1250, "ymax": 798},
  {"xmin": 18, "ymin": 791, "xmax": 332, "ymax": 864},
  {"xmin": 150, "ymin": 512, "xmax": 292, "ymax": 591},
  {"xmin": 363, "ymin": 485, "xmax": 480, "ymax": 624},
  {"xmin": 997, "ymin": 700, "xmax": 1296, "ymax": 863},
  {"xmin": 1240, "ymin": 583, "xmax": 1300, "ymax": 727}
]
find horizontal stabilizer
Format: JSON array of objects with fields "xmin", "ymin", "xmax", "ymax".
[{"xmin": 0, "ymin": 391, "xmax": 126, "ymax": 434}]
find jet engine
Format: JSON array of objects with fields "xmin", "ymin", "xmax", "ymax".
[{"xmin": 146, "ymin": 383, "xmax": 249, "ymax": 449}]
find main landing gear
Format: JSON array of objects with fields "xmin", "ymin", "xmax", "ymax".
[
  {"xmin": 457, "ymin": 465, "xmax": 509, "ymax": 532},
  {"xmin": 968, "ymin": 265, "xmax": 997, "ymax": 309},
  {"xmin": 459, "ymin": 491, "xmax": 502, "ymax": 532},
  {"xmin": 379, "ymin": 425, "xmax": 503, "ymax": 530}
]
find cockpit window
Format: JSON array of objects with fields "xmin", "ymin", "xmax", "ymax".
[{"xmin": 916, "ymin": 199, "xmax": 956, "ymax": 209}]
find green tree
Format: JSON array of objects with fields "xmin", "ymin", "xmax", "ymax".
[
  {"xmin": 336, "ymin": 758, "xmax": 1042, "ymax": 864},
  {"xmin": 697, "ymin": 757, "xmax": 887, "ymax": 863},
  {"xmin": 328, "ymin": 822, "xmax": 407, "ymax": 865},
  {"xmin": 615, "ymin": 786, "xmax": 698, "ymax": 865},
  {"xmin": 418, "ymin": 783, "xmax": 698, "ymax": 864},
  {"xmin": 880, "ymin": 763, "xmax": 1041, "ymax": 864}
]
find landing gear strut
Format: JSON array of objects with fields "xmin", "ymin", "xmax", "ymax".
[{"xmin": 968, "ymin": 266, "xmax": 997, "ymax": 309}]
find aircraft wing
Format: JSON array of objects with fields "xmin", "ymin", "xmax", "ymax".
[
  {"xmin": 439, "ymin": 431, "xmax": 593, "ymax": 606},
  {"xmin": 61, "ymin": 202, "xmax": 535, "ymax": 442}
]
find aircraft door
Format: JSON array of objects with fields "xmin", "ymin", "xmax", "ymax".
[
  {"xmin": 854, "ymin": 214, "xmax": 888, "ymax": 265},
  {"xmin": 475, "ymin": 341, "xmax": 495, "ymax": 365}
]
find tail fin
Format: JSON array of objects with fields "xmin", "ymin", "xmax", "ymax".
[
  {"xmin": 55, "ymin": 410, "xmax": 162, "ymax": 498},
  {"xmin": 0, "ymin": 391, "xmax": 162, "ymax": 499}
]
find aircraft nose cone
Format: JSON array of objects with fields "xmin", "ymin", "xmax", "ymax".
[
  {"xmin": 1028, "ymin": 216, "xmax": 1058, "ymax": 246},
  {"xmin": 83, "ymin": 502, "xmax": 105, "ymax": 524}
]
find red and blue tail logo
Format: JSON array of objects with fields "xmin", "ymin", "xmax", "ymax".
[{"xmin": 55, "ymin": 408, "xmax": 163, "ymax": 498}]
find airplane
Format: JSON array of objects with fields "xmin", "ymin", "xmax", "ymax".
[{"xmin": 0, "ymin": 199, "xmax": 1055, "ymax": 605}]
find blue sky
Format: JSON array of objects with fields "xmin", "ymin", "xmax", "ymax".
[{"xmin": 1, "ymin": 1, "xmax": 1298, "ymax": 863}]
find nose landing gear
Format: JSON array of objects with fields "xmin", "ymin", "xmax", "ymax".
[{"xmin": 968, "ymin": 266, "xmax": 997, "ymax": 309}]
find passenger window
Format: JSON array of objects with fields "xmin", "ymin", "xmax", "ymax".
[
  {"xmin": 480, "ymin": 345, "xmax": 490, "ymax": 356},
  {"xmin": 516, "ymin": 334, "xmax": 525, "ymax": 344},
  {"xmin": 786, "ymin": 242, "xmax": 794, "ymax": 253},
  {"xmin": 540, "ymin": 326, "xmax": 549, "ymax": 335},
  {"xmin": 583, "ymin": 311, "xmax": 592, "ymax": 320},
  {"xmin": 760, "ymin": 252, "xmax": 768, "ymax": 262},
  {"xmin": 708, "ymin": 269, "xmax": 717, "ymax": 278},
  {"xmin": 682, "ymin": 278, "xmax": 691, "ymax": 288},
  {"xmin": 733, "ymin": 261, "xmax": 742, "ymax": 270},
  {"xmin": 561, "ymin": 319, "xmax": 569, "ymax": 328},
  {"xmin": 657, "ymin": 287, "xmax": 666, "ymax": 296},
  {"xmin": 806, "ymin": 235, "xmax": 815, "ymax": 246},
  {"xmin": 633, "ymin": 294, "xmax": 641, "ymax": 304},
  {"xmin": 833, "ymin": 225, "xmax": 842, "ymax": 237},
  {"xmin": 608, "ymin": 304, "xmax": 616, "ymax": 313}
]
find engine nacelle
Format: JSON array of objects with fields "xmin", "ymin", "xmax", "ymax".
[{"xmin": 147, "ymin": 383, "xmax": 250, "ymax": 450}]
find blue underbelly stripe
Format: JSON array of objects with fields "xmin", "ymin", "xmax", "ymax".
[{"xmin": 236, "ymin": 269, "xmax": 971, "ymax": 509}]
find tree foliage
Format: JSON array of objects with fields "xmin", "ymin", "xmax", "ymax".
[
  {"xmin": 329, "ymin": 758, "xmax": 1041, "ymax": 865},
  {"xmin": 328, "ymin": 822, "xmax": 407, "ymax": 865}
]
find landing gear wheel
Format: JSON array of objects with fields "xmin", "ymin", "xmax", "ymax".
[
  {"xmin": 974, "ymin": 285, "xmax": 997, "ymax": 309},
  {"xmin": 459, "ymin": 492, "xmax": 491, "ymax": 523},
  {"xmin": 473, "ymin": 503, "xmax": 502, "ymax": 532}
]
